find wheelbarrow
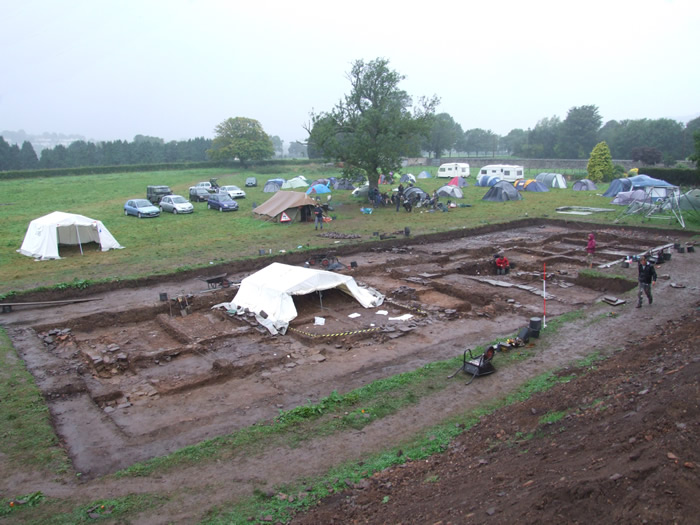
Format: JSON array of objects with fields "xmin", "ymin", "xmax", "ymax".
[
  {"xmin": 198, "ymin": 273, "xmax": 231, "ymax": 289},
  {"xmin": 448, "ymin": 346, "xmax": 497, "ymax": 385}
]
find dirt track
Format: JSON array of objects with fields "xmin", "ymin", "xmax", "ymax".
[{"xmin": 1, "ymin": 220, "xmax": 698, "ymax": 524}]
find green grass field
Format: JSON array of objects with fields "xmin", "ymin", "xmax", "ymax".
[{"xmin": 1, "ymin": 164, "xmax": 697, "ymax": 295}]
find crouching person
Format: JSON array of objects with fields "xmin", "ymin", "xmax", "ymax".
[{"xmin": 495, "ymin": 254, "xmax": 510, "ymax": 275}]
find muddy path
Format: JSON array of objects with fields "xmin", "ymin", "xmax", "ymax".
[{"xmin": 1, "ymin": 220, "xmax": 698, "ymax": 524}]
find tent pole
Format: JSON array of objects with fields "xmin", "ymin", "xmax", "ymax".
[
  {"xmin": 543, "ymin": 262, "xmax": 546, "ymax": 328},
  {"xmin": 76, "ymin": 225, "xmax": 83, "ymax": 255}
]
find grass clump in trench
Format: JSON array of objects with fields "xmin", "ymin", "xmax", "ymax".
[
  {"xmin": 3, "ymin": 493, "xmax": 169, "ymax": 525},
  {"xmin": 0, "ymin": 328, "xmax": 69, "ymax": 474}
]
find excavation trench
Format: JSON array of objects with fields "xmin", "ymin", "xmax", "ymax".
[{"xmin": 1, "ymin": 221, "xmax": 692, "ymax": 478}]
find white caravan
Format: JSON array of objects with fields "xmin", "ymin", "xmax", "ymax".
[
  {"xmin": 479, "ymin": 164, "xmax": 524, "ymax": 183},
  {"xmin": 437, "ymin": 162, "xmax": 470, "ymax": 178}
]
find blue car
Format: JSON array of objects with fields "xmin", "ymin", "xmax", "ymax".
[
  {"xmin": 124, "ymin": 198, "xmax": 160, "ymax": 218},
  {"xmin": 207, "ymin": 193, "xmax": 239, "ymax": 212}
]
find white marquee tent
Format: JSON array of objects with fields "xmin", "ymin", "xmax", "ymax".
[
  {"xmin": 18, "ymin": 211, "xmax": 123, "ymax": 260},
  {"xmin": 215, "ymin": 262, "xmax": 384, "ymax": 334}
]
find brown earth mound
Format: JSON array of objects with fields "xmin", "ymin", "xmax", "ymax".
[{"xmin": 292, "ymin": 307, "xmax": 700, "ymax": 524}]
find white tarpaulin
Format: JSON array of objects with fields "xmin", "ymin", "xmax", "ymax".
[
  {"xmin": 215, "ymin": 262, "xmax": 384, "ymax": 334},
  {"xmin": 18, "ymin": 211, "xmax": 123, "ymax": 260}
]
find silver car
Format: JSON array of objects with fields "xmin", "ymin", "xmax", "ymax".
[
  {"xmin": 219, "ymin": 185, "xmax": 246, "ymax": 199},
  {"xmin": 159, "ymin": 195, "xmax": 194, "ymax": 214}
]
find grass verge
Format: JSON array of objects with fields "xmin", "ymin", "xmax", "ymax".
[{"xmin": 0, "ymin": 328, "xmax": 69, "ymax": 474}]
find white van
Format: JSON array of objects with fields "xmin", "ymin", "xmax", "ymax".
[
  {"xmin": 479, "ymin": 164, "xmax": 524, "ymax": 183},
  {"xmin": 437, "ymin": 162, "xmax": 470, "ymax": 178}
]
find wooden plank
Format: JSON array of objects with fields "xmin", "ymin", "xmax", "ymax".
[
  {"xmin": 1, "ymin": 297, "xmax": 102, "ymax": 313},
  {"xmin": 596, "ymin": 243, "xmax": 674, "ymax": 269}
]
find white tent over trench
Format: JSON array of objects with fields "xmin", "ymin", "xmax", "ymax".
[
  {"xmin": 215, "ymin": 262, "xmax": 384, "ymax": 334},
  {"xmin": 18, "ymin": 211, "xmax": 123, "ymax": 260}
]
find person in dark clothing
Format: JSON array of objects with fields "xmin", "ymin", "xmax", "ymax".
[
  {"xmin": 313, "ymin": 204, "xmax": 324, "ymax": 230},
  {"xmin": 396, "ymin": 184, "xmax": 404, "ymax": 212},
  {"xmin": 636, "ymin": 254, "xmax": 657, "ymax": 307}
]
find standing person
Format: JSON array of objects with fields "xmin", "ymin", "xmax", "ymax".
[
  {"xmin": 636, "ymin": 254, "xmax": 657, "ymax": 308},
  {"xmin": 313, "ymin": 203, "xmax": 324, "ymax": 230},
  {"xmin": 586, "ymin": 233, "xmax": 596, "ymax": 268},
  {"xmin": 396, "ymin": 184, "xmax": 404, "ymax": 212}
]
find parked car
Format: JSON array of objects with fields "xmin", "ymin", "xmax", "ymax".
[
  {"xmin": 219, "ymin": 185, "xmax": 246, "ymax": 199},
  {"xmin": 245, "ymin": 177, "xmax": 257, "ymax": 187},
  {"xmin": 189, "ymin": 187, "xmax": 211, "ymax": 202},
  {"xmin": 189, "ymin": 181, "xmax": 213, "ymax": 192},
  {"xmin": 124, "ymin": 199, "xmax": 160, "ymax": 218},
  {"xmin": 207, "ymin": 193, "xmax": 239, "ymax": 212},
  {"xmin": 146, "ymin": 185, "xmax": 172, "ymax": 204},
  {"xmin": 159, "ymin": 195, "xmax": 194, "ymax": 214}
]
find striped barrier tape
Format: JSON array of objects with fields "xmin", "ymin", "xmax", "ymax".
[{"xmin": 288, "ymin": 327, "xmax": 382, "ymax": 339}]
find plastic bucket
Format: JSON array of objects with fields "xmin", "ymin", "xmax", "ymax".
[{"xmin": 529, "ymin": 317, "xmax": 542, "ymax": 331}]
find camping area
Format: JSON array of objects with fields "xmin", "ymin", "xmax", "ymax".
[{"xmin": 1, "ymin": 164, "xmax": 699, "ymax": 524}]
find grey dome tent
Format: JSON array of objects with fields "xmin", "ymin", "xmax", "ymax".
[
  {"xmin": 263, "ymin": 179, "xmax": 283, "ymax": 193},
  {"xmin": 679, "ymin": 189, "xmax": 700, "ymax": 212},
  {"xmin": 399, "ymin": 173, "xmax": 416, "ymax": 183},
  {"xmin": 611, "ymin": 189, "xmax": 646, "ymax": 205},
  {"xmin": 603, "ymin": 178, "xmax": 633, "ymax": 197},
  {"xmin": 334, "ymin": 179, "xmax": 355, "ymax": 190},
  {"xmin": 403, "ymin": 186, "xmax": 429, "ymax": 204},
  {"xmin": 535, "ymin": 172, "xmax": 567, "ymax": 189},
  {"xmin": 573, "ymin": 179, "xmax": 598, "ymax": 191},
  {"xmin": 417, "ymin": 171, "xmax": 432, "ymax": 179},
  {"xmin": 352, "ymin": 184, "xmax": 370, "ymax": 198},
  {"xmin": 436, "ymin": 185, "xmax": 463, "ymax": 199},
  {"xmin": 476, "ymin": 174, "xmax": 501, "ymax": 187},
  {"xmin": 482, "ymin": 181, "xmax": 523, "ymax": 202}
]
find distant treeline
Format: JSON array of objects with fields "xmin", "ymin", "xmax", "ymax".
[{"xmin": 0, "ymin": 135, "xmax": 212, "ymax": 172}]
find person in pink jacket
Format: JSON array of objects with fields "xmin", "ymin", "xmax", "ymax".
[{"xmin": 586, "ymin": 233, "xmax": 596, "ymax": 268}]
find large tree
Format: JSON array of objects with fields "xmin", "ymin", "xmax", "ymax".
[
  {"xmin": 208, "ymin": 117, "xmax": 274, "ymax": 167},
  {"xmin": 521, "ymin": 116, "xmax": 561, "ymax": 158},
  {"xmin": 500, "ymin": 128, "xmax": 528, "ymax": 156},
  {"xmin": 557, "ymin": 105, "xmax": 602, "ymax": 159},
  {"xmin": 270, "ymin": 135, "xmax": 284, "ymax": 157},
  {"xmin": 463, "ymin": 128, "xmax": 497, "ymax": 156},
  {"xmin": 18, "ymin": 141, "xmax": 38, "ymax": 169},
  {"xmin": 306, "ymin": 58, "xmax": 438, "ymax": 189},
  {"xmin": 423, "ymin": 113, "xmax": 461, "ymax": 158},
  {"xmin": 689, "ymin": 130, "xmax": 700, "ymax": 167},
  {"xmin": 288, "ymin": 141, "xmax": 307, "ymax": 158}
]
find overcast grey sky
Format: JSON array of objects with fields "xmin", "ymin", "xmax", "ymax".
[{"xmin": 2, "ymin": 0, "xmax": 699, "ymax": 146}]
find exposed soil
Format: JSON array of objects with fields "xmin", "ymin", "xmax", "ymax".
[{"xmin": 1, "ymin": 220, "xmax": 698, "ymax": 524}]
